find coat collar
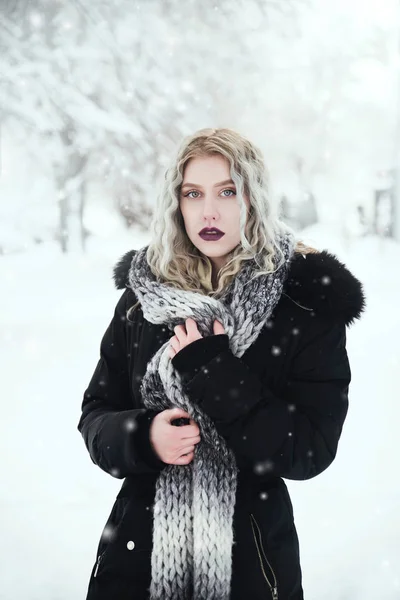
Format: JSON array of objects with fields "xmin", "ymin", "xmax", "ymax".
[
  {"xmin": 113, "ymin": 248, "xmax": 365, "ymax": 327},
  {"xmin": 283, "ymin": 250, "xmax": 365, "ymax": 326}
]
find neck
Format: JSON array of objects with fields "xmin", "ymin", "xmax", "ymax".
[
  {"xmin": 211, "ymin": 258, "xmax": 225, "ymax": 289},
  {"xmin": 211, "ymin": 265, "xmax": 220, "ymax": 289}
]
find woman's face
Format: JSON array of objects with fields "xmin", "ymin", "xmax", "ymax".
[{"xmin": 179, "ymin": 154, "xmax": 250, "ymax": 273}]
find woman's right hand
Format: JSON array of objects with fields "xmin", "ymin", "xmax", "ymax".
[{"xmin": 150, "ymin": 407, "xmax": 201, "ymax": 465}]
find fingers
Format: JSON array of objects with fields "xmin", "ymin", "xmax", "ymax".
[
  {"xmin": 169, "ymin": 336, "xmax": 180, "ymax": 356},
  {"xmin": 184, "ymin": 318, "xmax": 198, "ymax": 334},
  {"xmin": 179, "ymin": 435, "xmax": 201, "ymax": 447},
  {"xmin": 165, "ymin": 452, "xmax": 194, "ymax": 465},
  {"xmin": 173, "ymin": 321, "xmax": 188, "ymax": 342},
  {"xmin": 166, "ymin": 407, "xmax": 191, "ymax": 420},
  {"xmin": 174, "ymin": 318, "xmax": 199, "ymax": 339},
  {"xmin": 173, "ymin": 424, "xmax": 200, "ymax": 440},
  {"xmin": 182, "ymin": 423, "xmax": 200, "ymax": 437},
  {"xmin": 170, "ymin": 319, "xmax": 196, "ymax": 357},
  {"xmin": 181, "ymin": 444, "xmax": 196, "ymax": 454},
  {"xmin": 173, "ymin": 319, "xmax": 222, "ymax": 342},
  {"xmin": 213, "ymin": 319, "xmax": 225, "ymax": 335},
  {"xmin": 175, "ymin": 451, "xmax": 194, "ymax": 464}
]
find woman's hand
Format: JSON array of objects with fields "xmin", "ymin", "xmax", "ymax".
[{"xmin": 168, "ymin": 318, "xmax": 225, "ymax": 358}]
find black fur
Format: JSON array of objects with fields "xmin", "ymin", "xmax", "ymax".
[
  {"xmin": 284, "ymin": 250, "xmax": 366, "ymax": 326},
  {"xmin": 113, "ymin": 248, "xmax": 366, "ymax": 327},
  {"xmin": 113, "ymin": 249, "xmax": 137, "ymax": 290}
]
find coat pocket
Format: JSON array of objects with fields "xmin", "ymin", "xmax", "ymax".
[
  {"xmin": 249, "ymin": 512, "xmax": 279, "ymax": 600},
  {"xmin": 92, "ymin": 486, "xmax": 154, "ymax": 583},
  {"xmin": 92, "ymin": 495, "xmax": 129, "ymax": 580}
]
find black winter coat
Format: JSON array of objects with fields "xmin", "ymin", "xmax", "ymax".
[{"xmin": 77, "ymin": 249, "xmax": 365, "ymax": 600}]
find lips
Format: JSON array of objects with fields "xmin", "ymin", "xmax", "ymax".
[{"xmin": 199, "ymin": 229, "xmax": 225, "ymax": 240}]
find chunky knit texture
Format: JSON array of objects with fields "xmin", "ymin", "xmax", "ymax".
[{"xmin": 127, "ymin": 234, "xmax": 296, "ymax": 600}]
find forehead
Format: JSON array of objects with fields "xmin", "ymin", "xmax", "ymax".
[{"xmin": 182, "ymin": 155, "xmax": 230, "ymax": 182}]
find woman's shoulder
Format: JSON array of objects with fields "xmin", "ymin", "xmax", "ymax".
[
  {"xmin": 113, "ymin": 249, "xmax": 138, "ymax": 290},
  {"xmin": 112, "ymin": 250, "xmax": 141, "ymax": 315},
  {"xmin": 283, "ymin": 249, "xmax": 366, "ymax": 327},
  {"xmin": 111, "ymin": 247, "xmax": 366, "ymax": 327}
]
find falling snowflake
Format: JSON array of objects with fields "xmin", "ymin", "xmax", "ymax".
[
  {"xmin": 321, "ymin": 276, "xmax": 331, "ymax": 285},
  {"xmin": 30, "ymin": 12, "xmax": 43, "ymax": 28},
  {"xmin": 260, "ymin": 492, "xmax": 269, "ymax": 501},
  {"xmin": 271, "ymin": 346, "xmax": 281, "ymax": 356},
  {"xmin": 124, "ymin": 418, "xmax": 137, "ymax": 432},
  {"xmin": 101, "ymin": 524, "xmax": 116, "ymax": 542},
  {"xmin": 254, "ymin": 459, "xmax": 274, "ymax": 475},
  {"xmin": 110, "ymin": 467, "xmax": 120, "ymax": 478}
]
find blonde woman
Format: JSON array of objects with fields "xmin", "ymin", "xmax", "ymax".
[{"xmin": 78, "ymin": 128, "xmax": 365, "ymax": 600}]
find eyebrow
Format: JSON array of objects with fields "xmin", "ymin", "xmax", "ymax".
[{"xmin": 181, "ymin": 179, "xmax": 235, "ymax": 189}]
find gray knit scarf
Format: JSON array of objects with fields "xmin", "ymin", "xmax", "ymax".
[{"xmin": 127, "ymin": 233, "xmax": 295, "ymax": 600}]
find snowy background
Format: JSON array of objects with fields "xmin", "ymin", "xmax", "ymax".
[{"xmin": 1, "ymin": 1, "xmax": 400, "ymax": 599}]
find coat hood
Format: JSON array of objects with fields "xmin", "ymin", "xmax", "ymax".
[{"xmin": 113, "ymin": 248, "xmax": 365, "ymax": 327}]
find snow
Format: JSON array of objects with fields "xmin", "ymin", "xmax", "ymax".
[
  {"xmin": 2, "ymin": 0, "xmax": 399, "ymax": 256},
  {"xmin": 1, "ymin": 225, "xmax": 399, "ymax": 599},
  {"xmin": 1, "ymin": 0, "xmax": 400, "ymax": 594}
]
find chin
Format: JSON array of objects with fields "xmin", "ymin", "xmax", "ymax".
[
  {"xmin": 198, "ymin": 246, "xmax": 227, "ymax": 256},
  {"xmin": 189, "ymin": 236, "xmax": 236, "ymax": 257}
]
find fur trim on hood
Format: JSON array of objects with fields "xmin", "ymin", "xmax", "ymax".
[{"xmin": 113, "ymin": 248, "xmax": 365, "ymax": 327}]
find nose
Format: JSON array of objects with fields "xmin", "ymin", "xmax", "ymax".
[{"xmin": 202, "ymin": 196, "xmax": 220, "ymax": 222}]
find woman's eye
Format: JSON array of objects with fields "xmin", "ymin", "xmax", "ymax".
[{"xmin": 184, "ymin": 189, "xmax": 236, "ymax": 199}]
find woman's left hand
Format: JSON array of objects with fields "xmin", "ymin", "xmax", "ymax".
[{"xmin": 168, "ymin": 318, "xmax": 225, "ymax": 358}]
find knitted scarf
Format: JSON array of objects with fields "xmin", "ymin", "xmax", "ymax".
[{"xmin": 127, "ymin": 233, "xmax": 295, "ymax": 600}]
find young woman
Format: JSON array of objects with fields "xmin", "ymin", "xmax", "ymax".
[{"xmin": 77, "ymin": 128, "xmax": 365, "ymax": 600}]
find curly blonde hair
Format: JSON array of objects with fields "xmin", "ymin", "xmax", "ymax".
[{"xmin": 144, "ymin": 127, "xmax": 316, "ymax": 299}]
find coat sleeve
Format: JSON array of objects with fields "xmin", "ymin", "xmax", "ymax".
[
  {"xmin": 77, "ymin": 289, "xmax": 167, "ymax": 479},
  {"xmin": 171, "ymin": 318, "xmax": 351, "ymax": 479}
]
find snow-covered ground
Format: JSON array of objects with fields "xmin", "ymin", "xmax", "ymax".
[{"xmin": 1, "ymin": 226, "xmax": 399, "ymax": 599}]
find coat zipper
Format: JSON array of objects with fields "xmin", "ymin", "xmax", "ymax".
[
  {"xmin": 93, "ymin": 551, "xmax": 105, "ymax": 578},
  {"xmin": 249, "ymin": 513, "xmax": 278, "ymax": 599}
]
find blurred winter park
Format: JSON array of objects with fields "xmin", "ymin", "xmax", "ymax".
[{"xmin": 1, "ymin": 0, "xmax": 400, "ymax": 598}]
